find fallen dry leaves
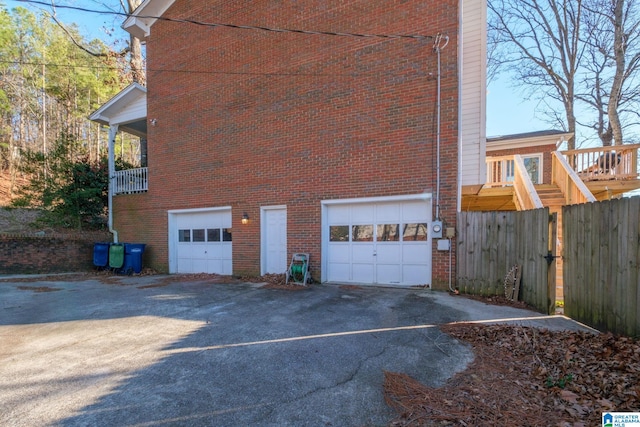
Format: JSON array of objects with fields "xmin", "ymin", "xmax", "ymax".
[{"xmin": 384, "ymin": 323, "xmax": 640, "ymax": 426}]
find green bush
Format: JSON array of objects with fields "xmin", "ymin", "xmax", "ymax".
[{"xmin": 12, "ymin": 132, "xmax": 108, "ymax": 230}]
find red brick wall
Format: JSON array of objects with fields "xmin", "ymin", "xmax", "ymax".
[
  {"xmin": 0, "ymin": 233, "xmax": 112, "ymax": 274},
  {"xmin": 488, "ymin": 144, "xmax": 556, "ymax": 184},
  {"xmin": 115, "ymin": 0, "xmax": 460, "ymax": 288}
]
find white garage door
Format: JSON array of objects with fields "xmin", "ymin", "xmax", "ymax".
[
  {"xmin": 326, "ymin": 200, "xmax": 431, "ymax": 286},
  {"xmin": 173, "ymin": 209, "xmax": 232, "ymax": 275}
]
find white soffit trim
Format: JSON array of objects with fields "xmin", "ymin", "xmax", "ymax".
[
  {"xmin": 123, "ymin": 0, "xmax": 176, "ymax": 39},
  {"xmin": 487, "ymin": 132, "xmax": 574, "ymax": 151},
  {"xmin": 89, "ymin": 82, "xmax": 147, "ymax": 125}
]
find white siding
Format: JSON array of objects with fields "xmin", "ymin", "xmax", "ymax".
[{"xmin": 459, "ymin": 0, "xmax": 487, "ymax": 188}]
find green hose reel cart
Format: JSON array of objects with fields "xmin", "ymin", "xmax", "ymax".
[{"xmin": 286, "ymin": 253, "xmax": 310, "ymax": 286}]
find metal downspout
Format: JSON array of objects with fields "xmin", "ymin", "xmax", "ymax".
[
  {"xmin": 433, "ymin": 33, "xmax": 453, "ymax": 292},
  {"xmin": 108, "ymin": 124, "xmax": 119, "ymax": 243},
  {"xmin": 433, "ymin": 33, "xmax": 449, "ymax": 222}
]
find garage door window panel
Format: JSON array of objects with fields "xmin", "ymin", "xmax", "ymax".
[
  {"xmin": 377, "ymin": 224, "xmax": 399, "ymax": 242},
  {"xmin": 207, "ymin": 229, "xmax": 221, "ymax": 242},
  {"xmin": 352, "ymin": 225, "xmax": 373, "ymax": 242},
  {"xmin": 330, "ymin": 225, "xmax": 349, "ymax": 242},
  {"xmin": 178, "ymin": 229, "xmax": 191, "ymax": 242},
  {"xmin": 403, "ymin": 223, "xmax": 428, "ymax": 241},
  {"xmin": 192, "ymin": 229, "xmax": 205, "ymax": 242}
]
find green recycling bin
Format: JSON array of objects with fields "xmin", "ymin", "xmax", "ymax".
[{"xmin": 108, "ymin": 244, "xmax": 125, "ymax": 269}]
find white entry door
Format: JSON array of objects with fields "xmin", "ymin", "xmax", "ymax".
[
  {"xmin": 262, "ymin": 206, "xmax": 287, "ymax": 274},
  {"xmin": 325, "ymin": 199, "xmax": 431, "ymax": 286}
]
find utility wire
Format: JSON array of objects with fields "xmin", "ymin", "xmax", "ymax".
[
  {"xmin": 14, "ymin": 0, "xmax": 435, "ymax": 41},
  {"xmin": 0, "ymin": 60, "xmax": 433, "ymax": 78}
]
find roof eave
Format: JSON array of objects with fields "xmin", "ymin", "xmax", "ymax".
[
  {"xmin": 123, "ymin": 16, "xmax": 152, "ymax": 39},
  {"xmin": 89, "ymin": 82, "xmax": 147, "ymax": 125},
  {"xmin": 487, "ymin": 131, "xmax": 574, "ymax": 151},
  {"xmin": 122, "ymin": 0, "xmax": 176, "ymax": 39}
]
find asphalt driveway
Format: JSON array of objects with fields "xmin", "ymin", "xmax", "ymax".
[{"xmin": 0, "ymin": 275, "xmax": 592, "ymax": 427}]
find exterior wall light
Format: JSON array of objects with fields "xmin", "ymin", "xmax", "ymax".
[{"xmin": 241, "ymin": 212, "xmax": 249, "ymax": 225}]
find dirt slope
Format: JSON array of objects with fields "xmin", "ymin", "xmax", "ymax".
[{"xmin": 0, "ymin": 170, "xmax": 28, "ymax": 207}]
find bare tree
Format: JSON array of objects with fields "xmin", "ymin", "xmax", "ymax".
[
  {"xmin": 580, "ymin": 0, "xmax": 640, "ymax": 145},
  {"xmin": 121, "ymin": 0, "xmax": 144, "ymax": 84},
  {"xmin": 489, "ymin": 0, "xmax": 585, "ymax": 149},
  {"xmin": 489, "ymin": 0, "xmax": 640, "ymax": 147},
  {"xmin": 486, "ymin": 22, "xmax": 501, "ymax": 84}
]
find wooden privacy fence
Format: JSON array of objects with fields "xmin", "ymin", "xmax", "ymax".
[
  {"xmin": 563, "ymin": 197, "xmax": 640, "ymax": 336},
  {"xmin": 457, "ymin": 209, "xmax": 556, "ymax": 314}
]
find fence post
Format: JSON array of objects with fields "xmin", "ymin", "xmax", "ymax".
[{"xmin": 547, "ymin": 212, "xmax": 557, "ymax": 315}]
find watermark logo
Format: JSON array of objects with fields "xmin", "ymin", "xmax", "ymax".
[
  {"xmin": 604, "ymin": 413, "xmax": 613, "ymax": 427},
  {"xmin": 603, "ymin": 412, "xmax": 640, "ymax": 427}
]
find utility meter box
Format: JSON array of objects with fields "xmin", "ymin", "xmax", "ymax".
[{"xmin": 432, "ymin": 221, "xmax": 443, "ymax": 239}]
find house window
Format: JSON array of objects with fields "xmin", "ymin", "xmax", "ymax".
[
  {"xmin": 523, "ymin": 155, "xmax": 542, "ymax": 184},
  {"xmin": 222, "ymin": 228, "xmax": 232, "ymax": 242},
  {"xmin": 505, "ymin": 154, "xmax": 542, "ymax": 184}
]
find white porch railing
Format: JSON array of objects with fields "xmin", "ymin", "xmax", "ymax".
[{"xmin": 113, "ymin": 167, "xmax": 148, "ymax": 194}]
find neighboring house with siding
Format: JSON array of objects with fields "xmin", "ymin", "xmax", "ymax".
[{"xmin": 91, "ymin": 0, "xmax": 488, "ymax": 289}]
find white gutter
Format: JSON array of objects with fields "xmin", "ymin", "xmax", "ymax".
[{"xmin": 108, "ymin": 124, "xmax": 119, "ymax": 243}]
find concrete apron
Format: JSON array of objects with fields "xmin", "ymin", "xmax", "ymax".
[{"xmin": 0, "ymin": 276, "xmax": 594, "ymax": 427}]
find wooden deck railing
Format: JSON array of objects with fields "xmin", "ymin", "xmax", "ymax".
[
  {"xmin": 486, "ymin": 155, "xmax": 542, "ymax": 209},
  {"xmin": 113, "ymin": 167, "xmax": 148, "ymax": 194},
  {"xmin": 561, "ymin": 144, "xmax": 640, "ymax": 182},
  {"xmin": 486, "ymin": 155, "xmax": 515, "ymax": 187},
  {"xmin": 513, "ymin": 155, "xmax": 543, "ymax": 210},
  {"xmin": 551, "ymin": 152, "xmax": 596, "ymax": 204}
]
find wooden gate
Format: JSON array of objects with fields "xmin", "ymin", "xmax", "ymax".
[{"xmin": 457, "ymin": 209, "xmax": 556, "ymax": 314}]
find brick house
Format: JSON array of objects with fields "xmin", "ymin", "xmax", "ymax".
[{"xmin": 91, "ymin": 0, "xmax": 488, "ymax": 289}]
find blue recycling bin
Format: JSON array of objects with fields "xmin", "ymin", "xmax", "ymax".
[
  {"xmin": 120, "ymin": 243, "xmax": 146, "ymax": 274},
  {"xmin": 93, "ymin": 242, "xmax": 110, "ymax": 268}
]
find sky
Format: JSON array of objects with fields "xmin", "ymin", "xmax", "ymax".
[{"xmin": 4, "ymin": 0, "xmax": 549, "ymax": 138}]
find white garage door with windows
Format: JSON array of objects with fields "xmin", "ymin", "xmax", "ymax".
[
  {"xmin": 322, "ymin": 196, "xmax": 432, "ymax": 286},
  {"xmin": 168, "ymin": 207, "xmax": 232, "ymax": 274}
]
